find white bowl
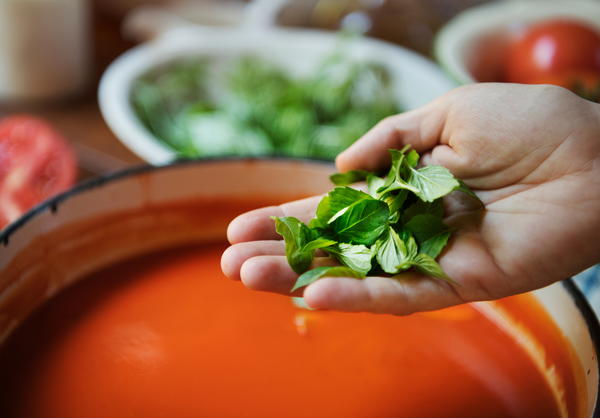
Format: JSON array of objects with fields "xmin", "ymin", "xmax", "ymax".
[
  {"xmin": 0, "ymin": 159, "xmax": 599, "ymax": 416},
  {"xmin": 99, "ymin": 25, "xmax": 456, "ymax": 164},
  {"xmin": 435, "ymin": 0, "xmax": 600, "ymax": 84}
]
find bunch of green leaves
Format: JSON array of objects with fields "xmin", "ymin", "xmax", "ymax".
[
  {"xmin": 273, "ymin": 147, "xmax": 482, "ymax": 292},
  {"xmin": 131, "ymin": 58, "xmax": 210, "ymax": 158},
  {"xmin": 130, "ymin": 51, "xmax": 400, "ymax": 160}
]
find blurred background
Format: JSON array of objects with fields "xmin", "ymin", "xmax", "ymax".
[
  {"xmin": 0, "ymin": 0, "xmax": 489, "ymax": 178},
  {"xmin": 2, "ymin": 0, "xmax": 600, "ymax": 226}
]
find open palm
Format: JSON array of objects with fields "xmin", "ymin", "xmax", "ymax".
[{"xmin": 222, "ymin": 84, "xmax": 600, "ymax": 315}]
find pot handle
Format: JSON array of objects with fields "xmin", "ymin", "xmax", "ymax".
[{"xmin": 123, "ymin": 0, "xmax": 290, "ymax": 42}]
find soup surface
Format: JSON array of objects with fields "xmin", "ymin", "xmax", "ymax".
[{"xmin": 0, "ymin": 243, "xmax": 567, "ymax": 418}]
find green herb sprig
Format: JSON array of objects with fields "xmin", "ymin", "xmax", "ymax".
[
  {"xmin": 131, "ymin": 53, "xmax": 400, "ymax": 160},
  {"xmin": 273, "ymin": 147, "xmax": 483, "ymax": 292}
]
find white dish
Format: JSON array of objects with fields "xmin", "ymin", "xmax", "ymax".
[{"xmin": 99, "ymin": 14, "xmax": 456, "ymax": 164}]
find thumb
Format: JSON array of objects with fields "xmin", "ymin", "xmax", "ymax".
[{"xmin": 335, "ymin": 97, "xmax": 449, "ymax": 173}]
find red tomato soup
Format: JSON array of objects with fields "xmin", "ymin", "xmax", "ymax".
[{"xmin": 0, "ymin": 243, "xmax": 580, "ymax": 418}]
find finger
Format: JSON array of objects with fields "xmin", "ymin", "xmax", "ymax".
[
  {"xmin": 240, "ymin": 256, "xmax": 299, "ymax": 295},
  {"xmin": 303, "ymin": 274, "xmax": 463, "ymax": 315},
  {"xmin": 221, "ymin": 241, "xmax": 286, "ymax": 281},
  {"xmin": 335, "ymin": 99, "xmax": 448, "ymax": 173},
  {"xmin": 423, "ymin": 145, "xmax": 478, "ymax": 181},
  {"xmin": 239, "ymin": 255, "xmax": 337, "ymax": 296},
  {"xmin": 227, "ymin": 196, "xmax": 322, "ymax": 244}
]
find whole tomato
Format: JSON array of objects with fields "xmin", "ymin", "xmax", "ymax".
[{"xmin": 505, "ymin": 19, "xmax": 600, "ymax": 84}]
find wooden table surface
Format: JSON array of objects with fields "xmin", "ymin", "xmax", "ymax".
[{"xmin": 28, "ymin": 101, "xmax": 143, "ymax": 179}]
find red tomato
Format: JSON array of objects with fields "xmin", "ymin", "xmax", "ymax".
[
  {"xmin": 0, "ymin": 116, "xmax": 77, "ymax": 228},
  {"xmin": 505, "ymin": 19, "xmax": 600, "ymax": 84}
]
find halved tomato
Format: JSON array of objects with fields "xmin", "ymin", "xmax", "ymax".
[{"xmin": 0, "ymin": 116, "xmax": 77, "ymax": 229}]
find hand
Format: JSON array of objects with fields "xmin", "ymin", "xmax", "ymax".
[{"xmin": 221, "ymin": 83, "xmax": 600, "ymax": 315}]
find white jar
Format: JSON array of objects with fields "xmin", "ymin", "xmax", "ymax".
[{"xmin": 0, "ymin": 0, "xmax": 90, "ymax": 103}]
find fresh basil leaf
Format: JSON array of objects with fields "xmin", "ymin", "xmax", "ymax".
[
  {"xmin": 330, "ymin": 170, "xmax": 370, "ymax": 186},
  {"xmin": 314, "ymin": 195, "xmax": 333, "ymax": 223},
  {"xmin": 397, "ymin": 228, "xmax": 419, "ymax": 260},
  {"xmin": 410, "ymin": 253, "xmax": 454, "ymax": 283},
  {"xmin": 315, "ymin": 187, "xmax": 371, "ymax": 224},
  {"xmin": 407, "ymin": 165, "xmax": 460, "ymax": 202},
  {"xmin": 308, "ymin": 217, "xmax": 326, "ymax": 230},
  {"xmin": 367, "ymin": 174, "xmax": 386, "ymax": 198},
  {"xmin": 379, "ymin": 148, "xmax": 406, "ymax": 191},
  {"xmin": 377, "ymin": 147, "xmax": 428, "ymax": 197},
  {"xmin": 292, "ymin": 266, "xmax": 364, "ymax": 292},
  {"xmin": 406, "ymin": 149, "xmax": 420, "ymax": 168},
  {"xmin": 300, "ymin": 238, "xmax": 337, "ymax": 253},
  {"xmin": 457, "ymin": 179, "xmax": 484, "ymax": 205},
  {"xmin": 325, "ymin": 243, "xmax": 373, "ymax": 276},
  {"xmin": 374, "ymin": 227, "xmax": 410, "ymax": 274},
  {"xmin": 420, "ymin": 231, "xmax": 451, "ymax": 259},
  {"xmin": 327, "ymin": 206, "xmax": 350, "ymax": 224},
  {"xmin": 385, "ymin": 189, "xmax": 408, "ymax": 214},
  {"xmin": 379, "ymin": 180, "xmax": 420, "ymax": 195},
  {"xmin": 272, "ymin": 216, "xmax": 314, "ymax": 274},
  {"xmin": 331, "ymin": 198, "xmax": 389, "ymax": 245},
  {"xmin": 404, "ymin": 214, "xmax": 449, "ymax": 244},
  {"xmin": 401, "ymin": 199, "xmax": 444, "ymax": 223},
  {"xmin": 403, "ymin": 213, "xmax": 452, "ymax": 258}
]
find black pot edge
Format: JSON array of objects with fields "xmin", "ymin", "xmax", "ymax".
[
  {"xmin": 561, "ymin": 280, "xmax": 600, "ymax": 417},
  {"xmin": 0, "ymin": 156, "xmax": 333, "ymax": 247},
  {"xmin": 1, "ymin": 156, "xmax": 600, "ymax": 416}
]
